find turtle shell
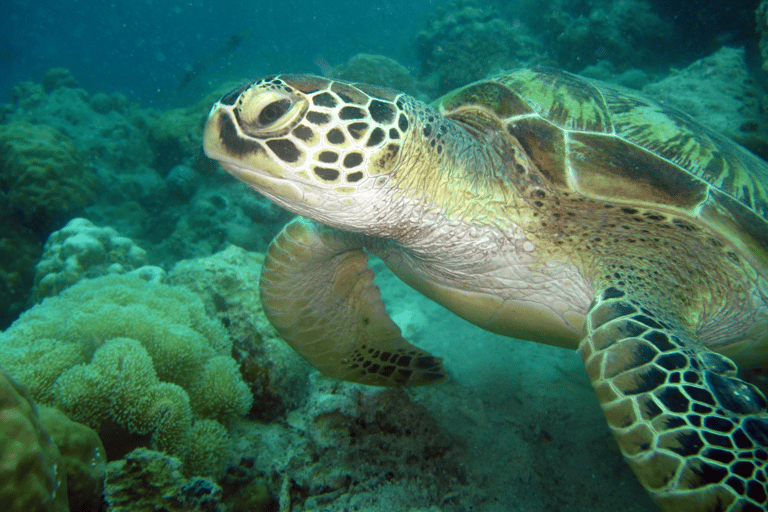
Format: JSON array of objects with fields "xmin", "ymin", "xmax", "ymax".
[{"xmin": 435, "ymin": 67, "xmax": 768, "ymax": 276}]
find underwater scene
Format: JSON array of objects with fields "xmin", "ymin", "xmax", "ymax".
[{"xmin": 2, "ymin": 0, "xmax": 768, "ymax": 510}]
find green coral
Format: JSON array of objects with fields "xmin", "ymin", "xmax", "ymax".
[
  {"xmin": 0, "ymin": 121, "xmax": 99, "ymax": 222},
  {"xmin": 37, "ymin": 405, "xmax": 107, "ymax": 511},
  {"xmin": 0, "ymin": 366, "xmax": 69, "ymax": 512},
  {"xmin": 0, "ymin": 273, "xmax": 253, "ymax": 475},
  {"xmin": 416, "ymin": 0, "xmax": 539, "ymax": 96}
]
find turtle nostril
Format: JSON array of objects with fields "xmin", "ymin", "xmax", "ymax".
[{"xmin": 258, "ymin": 99, "xmax": 292, "ymax": 126}]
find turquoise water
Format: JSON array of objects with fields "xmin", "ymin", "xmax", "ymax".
[
  {"xmin": 0, "ymin": 0, "xmax": 437, "ymax": 106},
  {"xmin": 1, "ymin": 0, "xmax": 758, "ymax": 106},
  {"xmin": 1, "ymin": 1, "xmax": 767, "ymax": 511}
]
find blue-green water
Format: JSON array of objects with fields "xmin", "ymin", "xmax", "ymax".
[{"xmin": 1, "ymin": 1, "xmax": 767, "ymax": 511}]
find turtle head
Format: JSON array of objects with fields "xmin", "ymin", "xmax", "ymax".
[{"xmin": 204, "ymin": 75, "xmax": 415, "ymax": 227}]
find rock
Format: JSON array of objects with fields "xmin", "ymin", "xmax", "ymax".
[{"xmin": 642, "ymin": 46, "xmax": 768, "ymax": 160}]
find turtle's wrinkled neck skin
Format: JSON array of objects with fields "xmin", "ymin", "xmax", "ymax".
[{"xmin": 202, "ymin": 75, "xmax": 519, "ymax": 240}]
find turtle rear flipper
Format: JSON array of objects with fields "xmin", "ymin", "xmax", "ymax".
[
  {"xmin": 581, "ymin": 287, "xmax": 768, "ymax": 511},
  {"xmin": 260, "ymin": 217, "xmax": 447, "ymax": 387}
]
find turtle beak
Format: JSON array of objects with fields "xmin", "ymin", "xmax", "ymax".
[
  {"xmin": 204, "ymin": 101, "xmax": 304, "ymax": 203},
  {"xmin": 203, "ymin": 101, "xmax": 289, "ymax": 179}
]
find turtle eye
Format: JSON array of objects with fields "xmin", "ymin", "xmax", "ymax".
[
  {"xmin": 258, "ymin": 99, "xmax": 291, "ymax": 126},
  {"xmin": 237, "ymin": 89, "xmax": 306, "ymax": 137}
]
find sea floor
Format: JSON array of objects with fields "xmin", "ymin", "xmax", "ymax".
[{"xmin": 287, "ymin": 257, "xmax": 659, "ymax": 511}]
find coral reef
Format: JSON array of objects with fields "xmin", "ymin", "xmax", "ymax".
[
  {"xmin": 0, "ymin": 366, "xmax": 68, "ymax": 512},
  {"xmin": 534, "ymin": 0, "xmax": 672, "ymax": 73},
  {"xmin": 235, "ymin": 373, "xmax": 466, "ymax": 511},
  {"xmin": 37, "ymin": 405, "xmax": 107, "ymax": 511},
  {"xmin": 33, "ymin": 217, "xmax": 150, "ymax": 301},
  {"xmin": 167, "ymin": 245, "xmax": 309, "ymax": 421},
  {"xmin": 758, "ymin": 0, "xmax": 768, "ymax": 75},
  {"xmin": 416, "ymin": 0, "xmax": 541, "ymax": 96},
  {"xmin": 146, "ymin": 92, "xmax": 216, "ymax": 175},
  {"xmin": 0, "ymin": 273, "xmax": 252, "ymax": 476},
  {"xmin": 0, "ymin": 120, "xmax": 99, "ymax": 224},
  {"xmin": 642, "ymin": 46, "xmax": 768, "ymax": 160},
  {"xmin": 0, "ymin": 221, "xmax": 41, "ymax": 330},
  {"xmin": 103, "ymin": 447, "xmax": 223, "ymax": 512},
  {"xmin": 332, "ymin": 54, "xmax": 420, "ymax": 97}
]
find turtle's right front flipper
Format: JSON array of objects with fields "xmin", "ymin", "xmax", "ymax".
[
  {"xmin": 581, "ymin": 287, "xmax": 768, "ymax": 512},
  {"xmin": 260, "ymin": 217, "xmax": 446, "ymax": 387}
]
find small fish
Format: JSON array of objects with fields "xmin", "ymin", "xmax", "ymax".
[{"xmin": 177, "ymin": 29, "xmax": 252, "ymax": 91}]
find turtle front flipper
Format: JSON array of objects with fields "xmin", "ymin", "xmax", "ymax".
[
  {"xmin": 260, "ymin": 217, "xmax": 446, "ymax": 387},
  {"xmin": 581, "ymin": 287, "xmax": 768, "ymax": 511}
]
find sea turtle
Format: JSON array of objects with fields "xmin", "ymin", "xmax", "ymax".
[{"xmin": 203, "ymin": 67, "xmax": 768, "ymax": 511}]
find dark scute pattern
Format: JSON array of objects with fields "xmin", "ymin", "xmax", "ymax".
[
  {"xmin": 369, "ymin": 100, "xmax": 396, "ymax": 124},
  {"xmin": 747, "ymin": 480, "xmax": 768, "ymax": 504},
  {"xmin": 632, "ymin": 314, "xmax": 665, "ymax": 330},
  {"xmin": 703, "ymin": 448, "xmax": 735, "ymax": 465},
  {"xmin": 643, "ymin": 330, "xmax": 676, "ymax": 352},
  {"xmin": 415, "ymin": 356, "xmax": 440, "ymax": 369},
  {"xmin": 657, "ymin": 386, "xmax": 690, "ymax": 412},
  {"xmin": 346, "ymin": 171, "xmax": 363, "ymax": 183},
  {"xmin": 691, "ymin": 403, "xmax": 713, "ymax": 415},
  {"xmin": 664, "ymin": 416, "xmax": 686, "ymax": 429},
  {"xmin": 339, "ymin": 106, "xmax": 367, "ymax": 120},
  {"xmin": 733, "ymin": 461, "xmax": 756, "ymax": 479},
  {"xmin": 744, "ymin": 418, "xmax": 768, "ymax": 447},
  {"xmin": 656, "ymin": 353, "xmax": 688, "ymax": 371},
  {"xmin": 684, "ymin": 371, "xmax": 700, "ymax": 383},
  {"xmin": 704, "ymin": 416, "xmax": 735, "ymax": 433},
  {"xmin": 220, "ymin": 114, "xmax": 264, "ymax": 158},
  {"xmin": 683, "ymin": 385, "xmax": 717, "ymax": 406},
  {"xmin": 602, "ymin": 287, "xmax": 625, "ymax": 300},
  {"xmin": 630, "ymin": 343, "xmax": 659, "ymax": 368},
  {"xmin": 644, "ymin": 399, "xmax": 663, "ymax": 419},
  {"xmin": 625, "ymin": 366, "xmax": 667, "ymax": 395},
  {"xmin": 312, "ymin": 92, "xmax": 337, "ymax": 108},
  {"xmin": 398, "ymin": 113, "xmax": 409, "ymax": 132},
  {"xmin": 732, "ymin": 428, "xmax": 755, "ymax": 450},
  {"xmin": 313, "ymin": 167, "xmax": 340, "ymax": 182},
  {"xmin": 689, "ymin": 461, "xmax": 729, "ymax": 486},
  {"xmin": 292, "ymin": 125, "xmax": 314, "ymax": 142},
  {"xmin": 702, "ymin": 431, "xmax": 734, "ymax": 449},
  {"xmin": 347, "ymin": 122, "xmax": 369, "ymax": 140},
  {"xmin": 727, "ymin": 476, "xmax": 746, "ymax": 495},
  {"xmin": 306, "ymin": 111, "xmax": 331, "ymax": 125},
  {"xmin": 343, "ymin": 153, "xmax": 364, "ymax": 168},
  {"xmin": 668, "ymin": 431, "xmax": 704, "ymax": 456},
  {"xmin": 266, "ymin": 139, "xmax": 301, "ymax": 163},
  {"xmin": 317, "ymin": 151, "xmax": 338, "ymax": 163},
  {"xmin": 327, "ymin": 128, "xmax": 345, "ymax": 145},
  {"xmin": 366, "ymin": 127, "xmax": 386, "ymax": 147}
]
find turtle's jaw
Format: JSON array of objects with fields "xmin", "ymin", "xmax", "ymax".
[{"xmin": 203, "ymin": 108, "xmax": 304, "ymax": 204}]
